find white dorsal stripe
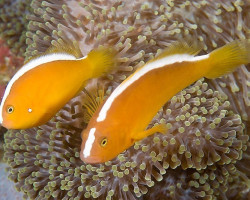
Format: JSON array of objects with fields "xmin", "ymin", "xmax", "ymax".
[
  {"xmin": 0, "ymin": 53, "xmax": 83, "ymax": 124},
  {"xmin": 83, "ymin": 128, "xmax": 96, "ymax": 158},
  {"xmin": 97, "ymin": 53, "xmax": 209, "ymax": 122}
]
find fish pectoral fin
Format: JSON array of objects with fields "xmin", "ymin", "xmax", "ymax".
[
  {"xmin": 132, "ymin": 123, "xmax": 168, "ymax": 141},
  {"xmin": 82, "ymin": 85, "xmax": 106, "ymax": 123}
]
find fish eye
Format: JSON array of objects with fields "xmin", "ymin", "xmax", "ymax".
[
  {"xmin": 6, "ymin": 106, "xmax": 14, "ymax": 114},
  {"xmin": 100, "ymin": 138, "xmax": 108, "ymax": 147}
]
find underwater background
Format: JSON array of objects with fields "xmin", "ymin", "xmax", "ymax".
[{"xmin": 0, "ymin": 0, "xmax": 249, "ymax": 199}]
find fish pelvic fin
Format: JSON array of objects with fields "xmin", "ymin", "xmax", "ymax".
[
  {"xmin": 82, "ymin": 85, "xmax": 106, "ymax": 123},
  {"xmin": 132, "ymin": 123, "xmax": 168, "ymax": 141},
  {"xmin": 87, "ymin": 47, "xmax": 117, "ymax": 78},
  {"xmin": 205, "ymin": 39, "xmax": 250, "ymax": 79}
]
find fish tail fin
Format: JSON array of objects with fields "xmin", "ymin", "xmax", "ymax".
[
  {"xmin": 205, "ymin": 39, "xmax": 250, "ymax": 79},
  {"xmin": 87, "ymin": 47, "xmax": 117, "ymax": 78}
]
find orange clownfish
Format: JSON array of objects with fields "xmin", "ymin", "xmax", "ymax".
[
  {"xmin": 80, "ymin": 39, "xmax": 250, "ymax": 164},
  {"xmin": 0, "ymin": 44, "xmax": 116, "ymax": 129}
]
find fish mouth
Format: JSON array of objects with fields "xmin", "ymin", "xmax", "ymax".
[{"xmin": 1, "ymin": 120, "xmax": 16, "ymax": 129}]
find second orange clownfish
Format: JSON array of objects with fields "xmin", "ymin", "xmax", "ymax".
[
  {"xmin": 0, "ymin": 43, "xmax": 116, "ymax": 129},
  {"xmin": 80, "ymin": 39, "xmax": 250, "ymax": 164}
]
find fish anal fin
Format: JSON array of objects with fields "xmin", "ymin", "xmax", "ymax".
[
  {"xmin": 82, "ymin": 85, "xmax": 106, "ymax": 123},
  {"xmin": 132, "ymin": 123, "xmax": 168, "ymax": 141},
  {"xmin": 206, "ymin": 39, "xmax": 250, "ymax": 79}
]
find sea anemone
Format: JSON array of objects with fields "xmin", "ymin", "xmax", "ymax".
[
  {"xmin": 25, "ymin": 0, "xmax": 250, "ymax": 117},
  {"xmin": 144, "ymin": 161, "xmax": 250, "ymax": 200},
  {"xmin": 0, "ymin": 129, "xmax": 4, "ymax": 161},
  {"xmin": 0, "ymin": 0, "xmax": 32, "ymax": 56},
  {"xmin": 4, "ymin": 79, "xmax": 248, "ymax": 200},
  {"xmin": 0, "ymin": 163, "xmax": 24, "ymax": 200},
  {"xmin": 3, "ymin": 0, "xmax": 250, "ymax": 199}
]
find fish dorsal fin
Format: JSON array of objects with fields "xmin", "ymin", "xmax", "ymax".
[
  {"xmin": 24, "ymin": 39, "xmax": 82, "ymax": 64},
  {"xmin": 152, "ymin": 39, "xmax": 203, "ymax": 61},
  {"xmin": 82, "ymin": 86, "xmax": 106, "ymax": 123},
  {"xmin": 46, "ymin": 39, "xmax": 83, "ymax": 58}
]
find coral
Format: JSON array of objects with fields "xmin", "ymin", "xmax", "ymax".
[
  {"xmin": 0, "ymin": 84, "xmax": 5, "ymax": 101},
  {"xmin": 3, "ymin": 0, "xmax": 250, "ymax": 199},
  {"xmin": 0, "ymin": 0, "xmax": 32, "ymax": 56},
  {"xmin": 0, "ymin": 39, "xmax": 24, "ymax": 86}
]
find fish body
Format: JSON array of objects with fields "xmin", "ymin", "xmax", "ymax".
[
  {"xmin": 0, "ymin": 45, "xmax": 115, "ymax": 129},
  {"xmin": 80, "ymin": 39, "xmax": 250, "ymax": 164}
]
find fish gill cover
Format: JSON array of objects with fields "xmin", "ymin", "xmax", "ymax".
[{"xmin": 2, "ymin": 0, "xmax": 250, "ymax": 199}]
